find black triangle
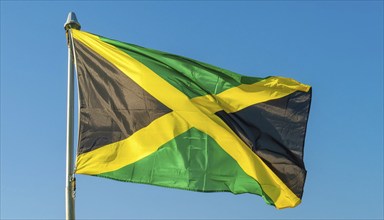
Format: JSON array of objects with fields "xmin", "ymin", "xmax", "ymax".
[
  {"xmin": 216, "ymin": 90, "xmax": 311, "ymax": 198},
  {"xmin": 74, "ymin": 39, "xmax": 172, "ymax": 155}
]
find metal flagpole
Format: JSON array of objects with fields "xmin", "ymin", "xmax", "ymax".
[{"xmin": 64, "ymin": 12, "xmax": 81, "ymax": 220}]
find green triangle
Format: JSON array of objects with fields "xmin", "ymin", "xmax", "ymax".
[
  {"xmin": 98, "ymin": 127, "xmax": 273, "ymax": 205},
  {"xmin": 100, "ymin": 36, "xmax": 263, "ymax": 99}
]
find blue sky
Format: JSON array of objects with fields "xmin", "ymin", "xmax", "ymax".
[{"xmin": 1, "ymin": 1, "xmax": 383, "ymax": 219}]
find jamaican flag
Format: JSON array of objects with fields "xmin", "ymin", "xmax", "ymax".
[{"xmin": 71, "ymin": 29, "xmax": 312, "ymax": 209}]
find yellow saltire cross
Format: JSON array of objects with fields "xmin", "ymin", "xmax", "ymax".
[{"xmin": 72, "ymin": 29, "xmax": 309, "ymax": 208}]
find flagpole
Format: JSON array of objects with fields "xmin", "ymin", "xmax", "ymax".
[{"xmin": 64, "ymin": 12, "xmax": 81, "ymax": 220}]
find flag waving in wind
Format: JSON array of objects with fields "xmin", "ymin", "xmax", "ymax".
[{"xmin": 71, "ymin": 29, "xmax": 312, "ymax": 209}]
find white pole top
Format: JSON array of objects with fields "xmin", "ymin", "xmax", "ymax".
[{"xmin": 64, "ymin": 12, "xmax": 81, "ymax": 31}]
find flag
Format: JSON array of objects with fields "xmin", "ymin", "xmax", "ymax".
[{"xmin": 71, "ymin": 29, "xmax": 312, "ymax": 209}]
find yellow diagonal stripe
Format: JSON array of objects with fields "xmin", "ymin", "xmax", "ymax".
[
  {"xmin": 72, "ymin": 30, "xmax": 189, "ymax": 111},
  {"xmin": 191, "ymin": 76, "xmax": 310, "ymax": 113},
  {"xmin": 215, "ymin": 76, "xmax": 310, "ymax": 112},
  {"xmin": 184, "ymin": 112, "xmax": 301, "ymax": 208},
  {"xmin": 76, "ymin": 112, "xmax": 190, "ymax": 175},
  {"xmin": 72, "ymin": 29, "xmax": 304, "ymax": 208}
]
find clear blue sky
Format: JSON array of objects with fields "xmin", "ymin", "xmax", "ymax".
[{"xmin": 1, "ymin": 1, "xmax": 383, "ymax": 219}]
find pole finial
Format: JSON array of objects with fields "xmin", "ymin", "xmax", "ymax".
[{"xmin": 64, "ymin": 12, "xmax": 81, "ymax": 31}]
